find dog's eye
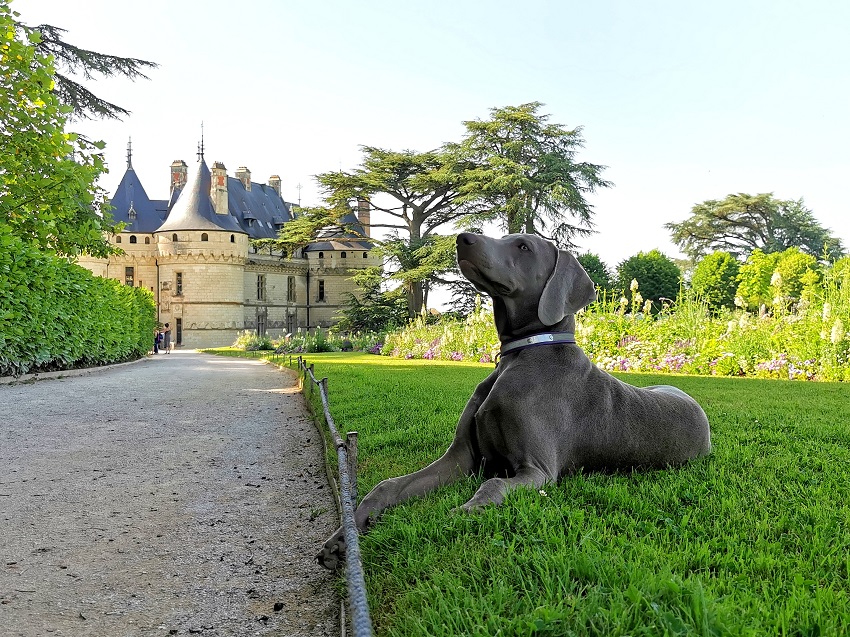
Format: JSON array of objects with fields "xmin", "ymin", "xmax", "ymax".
[{"xmin": 518, "ymin": 243, "xmax": 530, "ymax": 251}]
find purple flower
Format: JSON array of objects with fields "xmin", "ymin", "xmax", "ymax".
[
  {"xmin": 405, "ymin": 352, "xmax": 415, "ymax": 359},
  {"xmin": 450, "ymin": 351, "xmax": 464, "ymax": 361},
  {"xmin": 368, "ymin": 343, "xmax": 383, "ymax": 355},
  {"xmin": 479, "ymin": 353, "xmax": 492, "ymax": 364},
  {"xmin": 423, "ymin": 348, "xmax": 436, "ymax": 360}
]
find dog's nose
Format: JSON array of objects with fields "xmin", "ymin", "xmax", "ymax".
[{"xmin": 457, "ymin": 233, "xmax": 477, "ymax": 246}]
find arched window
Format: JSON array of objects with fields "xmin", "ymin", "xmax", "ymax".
[
  {"xmin": 363, "ymin": 252, "xmax": 368, "ymax": 258},
  {"xmin": 115, "ymin": 236, "xmax": 122, "ymax": 243},
  {"xmin": 129, "ymin": 235, "xmax": 137, "ymax": 244},
  {"xmin": 341, "ymin": 251, "xmax": 347, "ymax": 258},
  {"xmin": 318, "ymin": 252, "xmax": 324, "ymax": 259},
  {"xmin": 172, "ymin": 234, "xmax": 178, "ymax": 242},
  {"xmin": 230, "ymin": 234, "xmax": 235, "ymax": 243},
  {"xmin": 201, "ymin": 233, "xmax": 209, "ymax": 241},
  {"xmin": 144, "ymin": 237, "xmax": 151, "ymax": 244}
]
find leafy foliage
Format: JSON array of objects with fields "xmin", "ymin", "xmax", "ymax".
[
  {"xmin": 689, "ymin": 251, "xmax": 739, "ymax": 311},
  {"xmin": 576, "ymin": 252, "xmax": 613, "ymax": 294},
  {"xmin": 23, "ymin": 21, "xmax": 158, "ymax": 120},
  {"xmin": 453, "ymin": 102, "xmax": 611, "ymax": 247},
  {"xmin": 615, "ymin": 250, "xmax": 681, "ymax": 308},
  {"xmin": 666, "ymin": 193, "xmax": 845, "ymax": 261},
  {"xmin": 0, "ymin": 233, "xmax": 156, "ymax": 377},
  {"xmin": 0, "ymin": 6, "xmax": 116, "ymax": 258},
  {"xmin": 334, "ymin": 267, "xmax": 409, "ymax": 333}
]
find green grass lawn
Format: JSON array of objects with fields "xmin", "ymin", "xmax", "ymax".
[{"xmin": 220, "ymin": 350, "xmax": 850, "ymax": 636}]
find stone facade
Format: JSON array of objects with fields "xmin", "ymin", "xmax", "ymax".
[{"xmin": 77, "ymin": 150, "xmax": 377, "ymax": 349}]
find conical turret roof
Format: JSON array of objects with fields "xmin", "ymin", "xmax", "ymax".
[{"xmin": 157, "ymin": 159, "xmax": 245, "ymax": 234}]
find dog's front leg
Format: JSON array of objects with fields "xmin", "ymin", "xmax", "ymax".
[
  {"xmin": 459, "ymin": 465, "xmax": 550, "ymax": 512},
  {"xmin": 317, "ymin": 371, "xmax": 499, "ymax": 569}
]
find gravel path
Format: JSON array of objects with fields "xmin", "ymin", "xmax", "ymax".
[{"xmin": 0, "ymin": 351, "xmax": 339, "ymax": 636}]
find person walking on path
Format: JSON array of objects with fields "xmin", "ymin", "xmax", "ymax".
[
  {"xmin": 0, "ymin": 351, "xmax": 339, "ymax": 635},
  {"xmin": 163, "ymin": 322, "xmax": 172, "ymax": 353}
]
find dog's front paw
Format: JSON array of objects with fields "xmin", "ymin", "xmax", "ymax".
[{"xmin": 317, "ymin": 527, "xmax": 346, "ymax": 570}]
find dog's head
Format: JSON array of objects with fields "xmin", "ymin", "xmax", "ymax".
[{"xmin": 456, "ymin": 232, "xmax": 596, "ymax": 337}]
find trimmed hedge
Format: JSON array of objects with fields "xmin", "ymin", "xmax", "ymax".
[{"xmin": 0, "ymin": 234, "xmax": 156, "ymax": 377}]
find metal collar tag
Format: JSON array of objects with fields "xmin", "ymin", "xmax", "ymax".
[{"xmin": 499, "ymin": 332, "xmax": 576, "ymax": 358}]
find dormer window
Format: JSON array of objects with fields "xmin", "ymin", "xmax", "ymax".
[{"xmin": 128, "ymin": 202, "xmax": 137, "ymax": 221}]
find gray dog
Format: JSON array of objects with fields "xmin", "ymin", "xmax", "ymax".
[{"xmin": 318, "ymin": 232, "xmax": 711, "ymax": 569}]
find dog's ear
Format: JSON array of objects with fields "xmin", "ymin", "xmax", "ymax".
[{"xmin": 538, "ymin": 247, "xmax": 597, "ymax": 326}]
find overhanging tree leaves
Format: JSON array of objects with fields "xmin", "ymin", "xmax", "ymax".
[
  {"xmin": 0, "ymin": 4, "xmax": 115, "ymax": 257},
  {"xmin": 453, "ymin": 102, "xmax": 612, "ymax": 247},
  {"xmin": 666, "ymin": 193, "xmax": 844, "ymax": 261},
  {"xmin": 21, "ymin": 21, "xmax": 158, "ymax": 120}
]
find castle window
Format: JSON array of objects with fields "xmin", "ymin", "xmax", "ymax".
[
  {"xmin": 130, "ymin": 235, "xmax": 137, "ymax": 244},
  {"xmin": 287, "ymin": 276, "xmax": 295, "ymax": 302},
  {"xmin": 116, "ymin": 236, "xmax": 122, "ymax": 243},
  {"xmin": 257, "ymin": 313, "xmax": 267, "ymax": 337},
  {"xmin": 257, "ymin": 274, "xmax": 266, "ymax": 301},
  {"xmin": 317, "ymin": 279, "xmax": 325, "ymax": 302},
  {"xmin": 318, "ymin": 252, "xmax": 324, "ymax": 259},
  {"xmin": 341, "ymin": 251, "xmax": 347, "ymax": 258},
  {"xmin": 125, "ymin": 266, "xmax": 134, "ymax": 286},
  {"xmin": 201, "ymin": 233, "xmax": 209, "ymax": 241},
  {"xmin": 230, "ymin": 234, "xmax": 235, "ymax": 243},
  {"xmin": 175, "ymin": 272, "xmax": 183, "ymax": 296},
  {"xmin": 172, "ymin": 234, "xmax": 179, "ymax": 242},
  {"xmin": 145, "ymin": 237, "xmax": 151, "ymax": 244},
  {"xmin": 363, "ymin": 252, "xmax": 368, "ymax": 258}
]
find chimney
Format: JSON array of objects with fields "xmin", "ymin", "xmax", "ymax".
[
  {"xmin": 268, "ymin": 175, "xmax": 281, "ymax": 196},
  {"xmin": 357, "ymin": 198, "xmax": 371, "ymax": 237},
  {"xmin": 170, "ymin": 159, "xmax": 188, "ymax": 191},
  {"xmin": 211, "ymin": 161, "xmax": 228, "ymax": 215},
  {"xmin": 235, "ymin": 166, "xmax": 251, "ymax": 191}
]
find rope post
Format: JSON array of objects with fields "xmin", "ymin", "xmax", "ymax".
[
  {"xmin": 309, "ymin": 364, "xmax": 315, "ymax": 395},
  {"xmin": 346, "ymin": 431, "xmax": 359, "ymax": 505}
]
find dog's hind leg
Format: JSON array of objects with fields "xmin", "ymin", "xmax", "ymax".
[{"xmin": 458, "ymin": 465, "xmax": 550, "ymax": 512}]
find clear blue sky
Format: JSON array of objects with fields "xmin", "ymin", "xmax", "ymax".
[{"xmin": 21, "ymin": 0, "xmax": 850, "ymax": 271}]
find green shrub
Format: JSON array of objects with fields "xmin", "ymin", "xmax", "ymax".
[
  {"xmin": 0, "ymin": 234, "xmax": 156, "ymax": 377},
  {"xmin": 690, "ymin": 251, "xmax": 739, "ymax": 311},
  {"xmin": 615, "ymin": 249, "xmax": 681, "ymax": 309},
  {"xmin": 576, "ymin": 252, "xmax": 612, "ymax": 294}
]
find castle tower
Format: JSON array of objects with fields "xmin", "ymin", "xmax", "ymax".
[{"xmin": 156, "ymin": 158, "xmax": 249, "ymax": 348}]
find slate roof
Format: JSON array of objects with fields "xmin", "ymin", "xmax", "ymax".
[
  {"xmin": 157, "ymin": 159, "xmax": 245, "ymax": 234},
  {"xmin": 304, "ymin": 211, "xmax": 373, "ymax": 252},
  {"xmin": 108, "ymin": 166, "xmax": 167, "ymax": 233},
  {"xmin": 226, "ymin": 176, "xmax": 293, "ymax": 239},
  {"xmin": 109, "ymin": 156, "xmax": 306, "ymax": 242}
]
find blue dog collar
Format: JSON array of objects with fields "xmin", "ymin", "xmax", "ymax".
[{"xmin": 500, "ymin": 332, "xmax": 576, "ymax": 357}]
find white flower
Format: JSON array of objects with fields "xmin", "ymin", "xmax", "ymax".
[
  {"xmin": 630, "ymin": 279, "xmax": 639, "ymax": 292},
  {"xmin": 538, "ymin": 489, "xmax": 548, "ymax": 497},
  {"xmin": 831, "ymin": 318, "xmax": 845, "ymax": 344},
  {"xmin": 823, "ymin": 303, "xmax": 832, "ymax": 322},
  {"xmin": 643, "ymin": 300, "xmax": 653, "ymax": 314},
  {"xmin": 734, "ymin": 296, "xmax": 745, "ymax": 308},
  {"xmin": 770, "ymin": 271, "xmax": 782, "ymax": 287},
  {"xmin": 634, "ymin": 292, "xmax": 643, "ymax": 306}
]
